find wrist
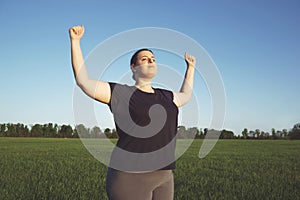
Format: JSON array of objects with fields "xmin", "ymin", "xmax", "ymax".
[
  {"xmin": 187, "ymin": 64, "xmax": 195, "ymax": 69},
  {"xmin": 70, "ymin": 38, "xmax": 81, "ymax": 43}
]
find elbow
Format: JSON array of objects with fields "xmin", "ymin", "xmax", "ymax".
[
  {"xmin": 75, "ymin": 78, "xmax": 95, "ymax": 99},
  {"xmin": 75, "ymin": 78, "xmax": 87, "ymax": 91},
  {"xmin": 175, "ymin": 92, "xmax": 192, "ymax": 108},
  {"xmin": 185, "ymin": 92, "xmax": 192, "ymax": 102},
  {"xmin": 76, "ymin": 79, "xmax": 83, "ymax": 88},
  {"xmin": 183, "ymin": 92, "xmax": 193, "ymax": 106},
  {"xmin": 75, "ymin": 80, "xmax": 91, "ymax": 98}
]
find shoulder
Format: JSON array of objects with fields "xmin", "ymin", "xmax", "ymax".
[
  {"xmin": 108, "ymin": 82, "xmax": 131, "ymax": 91},
  {"xmin": 108, "ymin": 82, "xmax": 136, "ymax": 100},
  {"xmin": 154, "ymin": 87, "xmax": 174, "ymax": 100},
  {"xmin": 108, "ymin": 82, "xmax": 132, "ymax": 109}
]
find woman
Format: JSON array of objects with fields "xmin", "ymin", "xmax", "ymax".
[{"xmin": 69, "ymin": 25, "xmax": 196, "ymax": 200}]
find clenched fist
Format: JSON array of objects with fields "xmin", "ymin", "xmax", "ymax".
[
  {"xmin": 184, "ymin": 52, "xmax": 196, "ymax": 68},
  {"xmin": 69, "ymin": 25, "xmax": 85, "ymax": 41}
]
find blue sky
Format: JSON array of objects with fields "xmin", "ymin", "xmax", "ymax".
[{"xmin": 0, "ymin": 0, "xmax": 299, "ymax": 135}]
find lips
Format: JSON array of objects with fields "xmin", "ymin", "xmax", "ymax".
[{"xmin": 147, "ymin": 64, "xmax": 156, "ymax": 68}]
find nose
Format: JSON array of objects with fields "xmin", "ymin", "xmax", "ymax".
[{"xmin": 148, "ymin": 58, "xmax": 154, "ymax": 63}]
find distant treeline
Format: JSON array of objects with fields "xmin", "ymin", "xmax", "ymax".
[{"xmin": 0, "ymin": 123, "xmax": 299, "ymax": 139}]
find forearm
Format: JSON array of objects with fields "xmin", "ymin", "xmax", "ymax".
[
  {"xmin": 70, "ymin": 39, "xmax": 100, "ymax": 99},
  {"xmin": 173, "ymin": 66, "xmax": 195, "ymax": 107},
  {"xmin": 71, "ymin": 40, "xmax": 89, "ymax": 86},
  {"xmin": 180, "ymin": 66, "xmax": 195, "ymax": 98}
]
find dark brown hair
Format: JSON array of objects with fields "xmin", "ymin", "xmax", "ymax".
[{"xmin": 130, "ymin": 48, "xmax": 153, "ymax": 65}]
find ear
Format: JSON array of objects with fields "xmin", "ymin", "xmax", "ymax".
[{"xmin": 130, "ymin": 64, "xmax": 136, "ymax": 72}]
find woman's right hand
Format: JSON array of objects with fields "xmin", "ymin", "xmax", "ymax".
[{"xmin": 69, "ymin": 25, "xmax": 85, "ymax": 41}]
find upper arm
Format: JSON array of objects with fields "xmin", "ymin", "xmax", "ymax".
[
  {"xmin": 94, "ymin": 81, "xmax": 111, "ymax": 104},
  {"xmin": 79, "ymin": 79, "xmax": 111, "ymax": 104},
  {"xmin": 172, "ymin": 91, "xmax": 191, "ymax": 108}
]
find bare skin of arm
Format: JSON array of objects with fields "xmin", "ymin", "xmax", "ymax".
[
  {"xmin": 69, "ymin": 25, "xmax": 111, "ymax": 104},
  {"xmin": 173, "ymin": 53, "xmax": 196, "ymax": 107}
]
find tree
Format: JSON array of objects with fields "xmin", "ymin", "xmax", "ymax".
[
  {"xmin": 195, "ymin": 128, "xmax": 205, "ymax": 139},
  {"xmin": 271, "ymin": 128, "xmax": 276, "ymax": 139},
  {"xmin": 75, "ymin": 124, "xmax": 89, "ymax": 138},
  {"xmin": 5, "ymin": 123, "xmax": 15, "ymax": 137},
  {"xmin": 111, "ymin": 128, "xmax": 118, "ymax": 138},
  {"xmin": 42, "ymin": 123, "xmax": 56, "ymax": 137},
  {"xmin": 186, "ymin": 127, "xmax": 199, "ymax": 139},
  {"xmin": 104, "ymin": 128, "xmax": 111, "ymax": 138},
  {"xmin": 203, "ymin": 128, "xmax": 208, "ymax": 136},
  {"xmin": 59, "ymin": 125, "xmax": 73, "ymax": 138},
  {"xmin": 31, "ymin": 124, "xmax": 43, "ymax": 137},
  {"xmin": 282, "ymin": 129, "xmax": 288, "ymax": 138},
  {"xmin": 264, "ymin": 132, "xmax": 270, "ymax": 139},
  {"xmin": 220, "ymin": 129, "xmax": 235, "ymax": 139},
  {"xmin": 177, "ymin": 126, "xmax": 186, "ymax": 139},
  {"xmin": 242, "ymin": 128, "xmax": 248, "ymax": 139},
  {"xmin": 289, "ymin": 123, "xmax": 300, "ymax": 140},
  {"xmin": 19, "ymin": 123, "xmax": 29, "ymax": 137},
  {"xmin": 72, "ymin": 127, "xmax": 79, "ymax": 138},
  {"xmin": 255, "ymin": 129, "xmax": 260, "ymax": 139},
  {"xmin": 259, "ymin": 131, "xmax": 265, "ymax": 139},
  {"xmin": 276, "ymin": 130, "xmax": 282, "ymax": 138},
  {"xmin": 0, "ymin": 124, "xmax": 6, "ymax": 136},
  {"xmin": 90, "ymin": 126, "xmax": 102, "ymax": 138},
  {"xmin": 248, "ymin": 130, "xmax": 255, "ymax": 139}
]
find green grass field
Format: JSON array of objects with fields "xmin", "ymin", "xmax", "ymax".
[{"xmin": 0, "ymin": 138, "xmax": 299, "ymax": 199}]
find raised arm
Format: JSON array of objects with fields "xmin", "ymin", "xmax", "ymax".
[
  {"xmin": 173, "ymin": 53, "xmax": 196, "ymax": 107},
  {"xmin": 69, "ymin": 25, "xmax": 111, "ymax": 104}
]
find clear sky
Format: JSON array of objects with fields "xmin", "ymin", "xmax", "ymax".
[{"xmin": 0, "ymin": 0, "xmax": 299, "ymax": 135}]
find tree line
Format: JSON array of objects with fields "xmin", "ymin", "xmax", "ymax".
[{"xmin": 0, "ymin": 123, "xmax": 299, "ymax": 139}]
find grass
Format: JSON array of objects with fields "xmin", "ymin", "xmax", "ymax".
[
  {"xmin": 174, "ymin": 140, "xmax": 300, "ymax": 199},
  {"xmin": 0, "ymin": 138, "xmax": 299, "ymax": 199}
]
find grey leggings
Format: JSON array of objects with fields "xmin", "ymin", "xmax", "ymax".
[{"xmin": 106, "ymin": 168, "xmax": 174, "ymax": 200}]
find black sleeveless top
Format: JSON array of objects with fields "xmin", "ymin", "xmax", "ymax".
[{"xmin": 108, "ymin": 82, "xmax": 179, "ymax": 170}]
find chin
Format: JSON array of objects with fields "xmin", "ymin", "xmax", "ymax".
[{"xmin": 149, "ymin": 72, "xmax": 157, "ymax": 78}]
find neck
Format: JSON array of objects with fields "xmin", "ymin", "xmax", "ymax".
[{"xmin": 135, "ymin": 78, "xmax": 153, "ymax": 93}]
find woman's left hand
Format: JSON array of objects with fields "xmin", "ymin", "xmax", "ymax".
[{"xmin": 185, "ymin": 52, "xmax": 196, "ymax": 68}]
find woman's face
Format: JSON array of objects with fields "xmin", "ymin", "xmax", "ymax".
[{"xmin": 132, "ymin": 50, "xmax": 157, "ymax": 79}]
